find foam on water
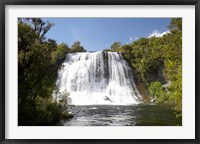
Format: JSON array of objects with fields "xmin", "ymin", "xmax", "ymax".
[{"xmin": 54, "ymin": 51, "xmax": 141, "ymax": 105}]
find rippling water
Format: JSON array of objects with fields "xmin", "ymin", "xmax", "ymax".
[{"xmin": 63, "ymin": 104, "xmax": 182, "ymax": 126}]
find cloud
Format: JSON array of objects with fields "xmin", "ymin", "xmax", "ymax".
[
  {"xmin": 129, "ymin": 37, "xmax": 133, "ymax": 42},
  {"xmin": 129, "ymin": 36, "xmax": 138, "ymax": 43},
  {"xmin": 148, "ymin": 30, "xmax": 170, "ymax": 38}
]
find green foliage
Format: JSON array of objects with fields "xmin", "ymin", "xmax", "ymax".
[
  {"xmin": 110, "ymin": 41, "xmax": 121, "ymax": 51},
  {"xmin": 51, "ymin": 43, "xmax": 70, "ymax": 64},
  {"xmin": 149, "ymin": 81, "xmax": 167, "ymax": 103},
  {"xmin": 18, "ymin": 18, "xmax": 71, "ymax": 125},
  {"xmin": 56, "ymin": 90, "xmax": 71, "ymax": 112},
  {"xmin": 70, "ymin": 41, "xmax": 86, "ymax": 52},
  {"xmin": 168, "ymin": 66, "xmax": 182, "ymax": 118},
  {"xmin": 18, "ymin": 97, "xmax": 62, "ymax": 126},
  {"xmin": 149, "ymin": 81, "xmax": 162, "ymax": 97},
  {"xmin": 106, "ymin": 18, "xmax": 182, "ymax": 117},
  {"xmin": 103, "ymin": 49, "xmax": 112, "ymax": 52},
  {"xmin": 169, "ymin": 18, "xmax": 182, "ymax": 32}
]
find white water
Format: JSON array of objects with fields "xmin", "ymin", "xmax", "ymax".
[{"xmin": 55, "ymin": 51, "xmax": 141, "ymax": 105}]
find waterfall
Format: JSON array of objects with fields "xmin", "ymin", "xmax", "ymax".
[{"xmin": 55, "ymin": 51, "xmax": 141, "ymax": 105}]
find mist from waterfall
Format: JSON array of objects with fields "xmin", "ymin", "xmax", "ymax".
[{"xmin": 55, "ymin": 51, "xmax": 141, "ymax": 105}]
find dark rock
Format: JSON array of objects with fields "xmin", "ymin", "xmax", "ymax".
[
  {"xmin": 62, "ymin": 111, "xmax": 74, "ymax": 119},
  {"xmin": 104, "ymin": 96, "xmax": 112, "ymax": 102},
  {"xmin": 145, "ymin": 61, "xmax": 167, "ymax": 85}
]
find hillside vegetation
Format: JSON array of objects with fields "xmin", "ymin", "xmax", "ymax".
[{"xmin": 106, "ymin": 18, "xmax": 182, "ymax": 117}]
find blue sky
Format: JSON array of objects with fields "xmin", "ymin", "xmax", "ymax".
[{"xmin": 43, "ymin": 18, "xmax": 171, "ymax": 51}]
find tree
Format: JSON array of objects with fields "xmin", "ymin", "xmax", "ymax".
[
  {"xmin": 110, "ymin": 41, "xmax": 121, "ymax": 51},
  {"xmin": 29, "ymin": 18, "xmax": 55, "ymax": 41},
  {"xmin": 18, "ymin": 18, "xmax": 55, "ymax": 41},
  {"xmin": 168, "ymin": 18, "xmax": 182, "ymax": 32},
  {"xmin": 18, "ymin": 18, "xmax": 71, "ymax": 126},
  {"xmin": 70, "ymin": 41, "xmax": 86, "ymax": 52},
  {"xmin": 51, "ymin": 43, "xmax": 70, "ymax": 64}
]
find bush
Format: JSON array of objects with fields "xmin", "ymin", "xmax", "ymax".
[{"xmin": 149, "ymin": 81, "xmax": 167, "ymax": 103}]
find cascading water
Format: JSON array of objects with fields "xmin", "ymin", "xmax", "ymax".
[{"xmin": 55, "ymin": 51, "xmax": 141, "ymax": 105}]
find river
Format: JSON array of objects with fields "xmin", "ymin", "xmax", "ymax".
[{"xmin": 63, "ymin": 104, "xmax": 181, "ymax": 126}]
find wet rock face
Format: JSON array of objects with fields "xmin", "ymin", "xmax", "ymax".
[
  {"xmin": 145, "ymin": 61, "xmax": 167, "ymax": 85},
  {"xmin": 102, "ymin": 51, "xmax": 109, "ymax": 82}
]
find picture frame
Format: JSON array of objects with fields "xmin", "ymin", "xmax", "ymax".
[{"xmin": 0, "ymin": 0, "xmax": 199, "ymax": 143}]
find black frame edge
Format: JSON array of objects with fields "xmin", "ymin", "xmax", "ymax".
[
  {"xmin": 0, "ymin": 0, "xmax": 199, "ymax": 5},
  {"xmin": 195, "ymin": 1, "xmax": 200, "ymax": 144},
  {"xmin": 1, "ymin": 139, "xmax": 199, "ymax": 144},
  {"xmin": 0, "ymin": 0, "xmax": 5, "ymax": 144},
  {"xmin": 0, "ymin": 0, "xmax": 199, "ymax": 144}
]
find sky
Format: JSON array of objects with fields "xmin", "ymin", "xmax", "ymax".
[{"xmin": 42, "ymin": 18, "xmax": 171, "ymax": 51}]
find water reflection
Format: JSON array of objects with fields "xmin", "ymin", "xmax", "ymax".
[{"xmin": 63, "ymin": 104, "xmax": 182, "ymax": 126}]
